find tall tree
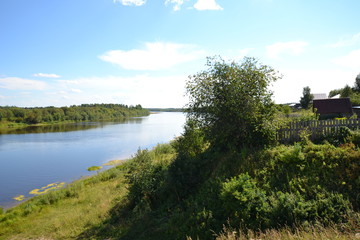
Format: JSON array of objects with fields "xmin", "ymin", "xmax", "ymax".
[
  {"xmin": 300, "ymin": 86, "xmax": 313, "ymax": 109},
  {"xmin": 185, "ymin": 56, "xmax": 281, "ymax": 150},
  {"xmin": 354, "ymin": 73, "xmax": 360, "ymax": 92},
  {"xmin": 341, "ymin": 84, "xmax": 352, "ymax": 98}
]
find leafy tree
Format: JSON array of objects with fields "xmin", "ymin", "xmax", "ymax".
[
  {"xmin": 185, "ymin": 56, "xmax": 280, "ymax": 150},
  {"xmin": 329, "ymin": 89, "xmax": 341, "ymax": 98},
  {"xmin": 341, "ymin": 84, "xmax": 352, "ymax": 98},
  {"xmin": 300, "ymin": 86, "xmax": 313, "ymax": 109},
  {"xmin": 354, "ymin": 74, "xmax": 360, "ymax": 92}
]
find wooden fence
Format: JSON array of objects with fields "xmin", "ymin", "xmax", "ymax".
[{"xmin": 277, "ymin": 119, "xmax": 360, "ymax": 143}]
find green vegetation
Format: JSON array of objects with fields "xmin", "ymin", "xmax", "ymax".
[
  {"xmin": 0, "ymin": 103, "xmax": 149, "ymax": 129},
  {"xmin": 146, "ymin": 108, "xmax": 184, "ymax": 112},
  {"xmin": 87, "ymin": 166, "xmax": 103, "ymax": 172},
  {"xmin": 329, "ymin": 74, "xmax": 360, "ymax": 105},
  {"xmin": 299, "ymin": 86, "xmax": 313, "ymax": 109},
  {"xmin": 1, "ymin": 140, "xmax": 358, "ymax": 239},
  {"xmin": 0, "ymin": 143, "xmax": 175, "ymax": 239},
  {"xmin": 185, "ymin": 56, "xmax": 280, "ymax": 150},
  {"xmin": 0, "ymin": 57, "xmax": 359, "ymax": 239}
]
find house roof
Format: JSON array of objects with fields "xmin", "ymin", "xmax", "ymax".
[
  {"xmin": 312, "ymin": 93, "xmax": 327, "ymax": 100},
  {"xmin": 313, "ymin": 98, "xmax": 353, "ymax": 115}
]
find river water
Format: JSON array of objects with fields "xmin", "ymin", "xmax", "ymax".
[{"xmin": 0, "ymin": 112, "xmax": 186, "ymax": 209}]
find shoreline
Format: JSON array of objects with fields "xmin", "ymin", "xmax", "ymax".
[{"xmin": 1, "ymin": 158, "xmax": 129, "ymax": 211}]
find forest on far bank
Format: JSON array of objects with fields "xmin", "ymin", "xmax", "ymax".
[{"xmin": 0, "ymin": 103, "xmax": 149, "ymax": 125}]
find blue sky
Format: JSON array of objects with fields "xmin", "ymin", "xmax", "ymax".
[{"xmin": 0, "ymin": 0, "xmax": 360, "ymax": 107}]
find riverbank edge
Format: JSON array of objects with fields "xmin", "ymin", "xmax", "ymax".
[{"xmin": 0, "ymin": 143, "xmax": 176, "ymax": 239}]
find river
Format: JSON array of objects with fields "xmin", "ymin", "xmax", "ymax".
[{"xmin": 0, "ymin": 112, "xmax": 186, "ymax": 209}]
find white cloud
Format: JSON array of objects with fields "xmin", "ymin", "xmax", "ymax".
[
  {"xmin": 99, "ymin": 42, "xmax": 204, "ymax": 70},
  {"xmin": 266, "ymin": 41, "xmax": 308, "ymax": 60},
  {"xmin": 332, "ymin": 49, "xmax": 360, "ymax": 69},
  {"xmin": 327, "ymin": 33, "xmax": 360, "ymax": 48},
  {"xmin": 0, "ymin": 77, "xmax": 48, "ymax": 90},
  {"xmin": 56, "ymin": 74, "xmax": 188, "ymax": 107},
  {"xmin": 165, "ymin": 0, "xmax": 185, "ymax": 11},
  {"xmin": 193, "ymin": 0, "xmax": 223, "ymax": 10},
  {"xmin": 70, "ymin": 88, "xmax": 83, "ymax": 93},
  {"xmin": 113, "ymin": 0, "xmax": 146, "ymax": 6},
  {"xmin": 33, "ymin": 73, "xmax": 61, "ymax": 78}
]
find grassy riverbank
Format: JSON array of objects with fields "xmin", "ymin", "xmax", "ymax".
[
  {"xmin": 0, "ymin": 144, "xmax": 175, "ymax": 239},
  {"xmin": 0, "ymin": 141, "xmax": 359, "ymax": 240}
]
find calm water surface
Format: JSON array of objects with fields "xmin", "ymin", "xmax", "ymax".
[{"xmin": 0, "ymin": 112, "xmax": 185, "ymax": 208}]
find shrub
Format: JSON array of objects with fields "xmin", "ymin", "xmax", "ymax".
[
  {"xmin": 269, "ymin": 191, "xmax": 351, "ymax": 227},
  {"xmin": 314, "ymin": 126, "xmax": 352, "ymax": 146},
  {"xmin": 259, "ymin": 142, "xmax": 360, "ymax": 210},
  {"xmin": 220, "ymin": 173, "xmax": 270, "ymax": 229},
  {"xmin": 347, "ymin": 129, "xmax": 360, "ymax": 147},
  {"xmin": 167, "ymin": 120, "xmax": 209, "ymax": 200},
  {"xmin": 185, "ymin": 56, "xmax": 280, "ymax": 150},
  {"xmin": 125, "ymin": 149, "xmax": 169, "ymax": 213}
]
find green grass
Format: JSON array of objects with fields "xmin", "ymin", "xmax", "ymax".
[
  {"xmin": 0, "ymin": 165, "xmax": 128, "ymax": 239},
  {"xmin": 211, "ymin": 223, "xmax": 360, "ymax": 240}
]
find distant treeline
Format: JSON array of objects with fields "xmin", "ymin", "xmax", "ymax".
[
  {"xmin": 0, "ymin": 104, "xmax": 149, "ymax": 124},
  {"xmin": 146, "ymin": 108, "xmax": 184, "ymax": 112}
]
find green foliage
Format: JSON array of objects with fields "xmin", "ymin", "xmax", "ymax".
[
  {"xmin": 0, "ymin": 104, "xmax": 149, "ymax": 125},
  {"xmin": 173, "ymin": 120, "xmax": 207, "ymax": 159},
  {"xmin": 269, "ymin": 191, "xmax": 351, "ymax": 226},
  {"xmin": 167, "ymin": 121, "xmax": 210, "ymax": 199},
  {"xmin": 87, "ymin": 166, "xmax": 103, "ymax": 172},
  {"xmin": 341, "ymin": 85, "xmax": 353, "ymax": 98},
  {"xmin": 125, "ymin": 149, "xmax": 170, "ymax": 213},
  {"xmin": 328, "ymin": 74, "xmax": 360, "ymax": 105},
  {"xmin": 314, "ymin": 126, "xmax": 352, "ymax": 146},
  {"xmin": 300, "ymin": 86, "xmax": 313, "ymax": 109},
  {"xmin": 355, "ymin": 74, "xmax": 360, "ymax": 92},
  {"xmin": 347, "ymin": 129, "xmax": 360, "ymax": 147},
  {"xmin": 221, "ymin": 173, "xmax": 270, "ymax": 229},
  {"xmin": 259, "ymin": 142, "xmax": 360, "ymax": 210},
  {"xmin": 329, "ymin": 88, "xmax": 342, "ymax": 98},
  {"xmin": 185, "ymin": 56, "xmax": 280, "ymax": 150}
]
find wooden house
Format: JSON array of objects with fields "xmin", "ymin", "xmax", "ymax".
[{"xmin": 313, "ymin": 98, "xmax": 353, "ymax": 119}]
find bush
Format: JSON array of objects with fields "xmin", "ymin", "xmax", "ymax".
[
  {"xmin": 347, "ymin": 129, "xmax": 360, "ymax": 147},
  {"xmin": 259, "ymin": 142, "xmax": 360, "ymax": 210},
  {"xmin": 185, "ymin": 56, "xmax": 280, "ymax": 150},
  {"xmin": 314, "ymin": 126, "xmax": 352, "ymax": 146},
  {"xmin": 269, "ymin": 191, "xmax": 351, "ymax": 227},
  {"xmin": 125, "ymin": 149, "xmax": 169, "ymax": 213},
  {"xmin": 153, "ymin": 143, "xmax": 175, "ymax": 155},
  {"xmin": 220, "ymin": 173, "xmax": 270, "ymax": 229},
  {"xmin": 167, "ymin": 120, "xmax": 209, "ymax": 200}
]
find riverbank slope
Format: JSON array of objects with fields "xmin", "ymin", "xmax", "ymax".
[{"xmin": 0, "ymin": 140, "xmax": 359, "ymax": 240}]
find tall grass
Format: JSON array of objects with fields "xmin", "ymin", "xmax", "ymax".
[{"xmin": 212, "ymin": 222, "xmax": 360, "ymax": 240}]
